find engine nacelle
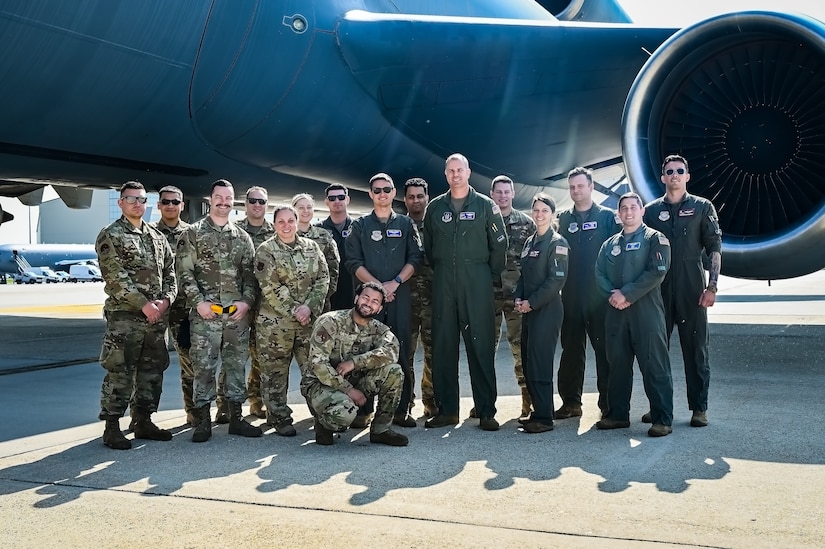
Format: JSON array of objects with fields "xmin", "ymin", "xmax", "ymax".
[
  {"xmin": 536, "ymin": 0, "xmax": 632, "ymax": 23},
  {"xmin": 623, "ymin": 11, "xmax": 825, "ymax": 279}
]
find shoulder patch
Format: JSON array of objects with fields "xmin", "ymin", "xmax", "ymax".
[
  {"xmin": 491, "ymin": 204, "xmax": 501, "ymax": 215},
  {"xmin": 555, "ymin": 245, "xmax": 568, "ymax": 255},
  {"xmin": 658, "ymin": 235, "xmax": 670, "ymax": 246}
]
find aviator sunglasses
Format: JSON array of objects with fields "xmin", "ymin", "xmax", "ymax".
[{"xmin": 247, "ymin": 197, "xmax": 267, "ymax": 205}]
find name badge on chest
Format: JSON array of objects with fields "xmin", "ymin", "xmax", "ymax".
[
  {"xmin": 678, "ymin": 208, "xmax": 695, "ymax": 217},
  {"xmin": 386, "ymin": 229, "xmax": 402, "ymax": 238},
  {"xmin": 459, "ymin": 211, "xmax": 475, "ymax": 220},
  {"xmin": 625, "ymin": 242, "xmax": 641, "ymax": 251},
  {"xmin": 582, "ymin": 221, "xmax": 597, "ymax": 231}
]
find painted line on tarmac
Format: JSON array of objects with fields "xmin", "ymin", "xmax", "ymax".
[
  {"xmin": 0, "ymin": 304, "xmax": 102, "ymax": 315},
  {"xmin": 0, "ymin": 358, "xmax": 97, "ymax": 376}
]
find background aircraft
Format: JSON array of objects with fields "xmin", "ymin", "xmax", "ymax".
[
  {"xmin": 1, "ymin": 0, "xmax": 824, "ymax": 279},
  {"xmin": 0, "ymin": 243, "xmax": 97, "ymax": 276}
]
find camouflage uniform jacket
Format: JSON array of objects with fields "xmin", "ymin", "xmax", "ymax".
[
  {"xmin": 304, "ymin": 309, "xmax": 400, "ymax": 393},
  {"xmin": 176, "ymin": 216, "xmax": 256, "ymax": 310},
  {"xmin": 152, "ymin": 218, "xmax": 191, "ymax": 309},
  {"xmin": 236, "ymin": 217, "xmax": 275, "ymax": 309},
  {"xmin": 254, "ymin": 235, "xmax": 330, "ymax": 325},
  {"xmin": 298, "ymin": 224, "xmax": 340, "ymax": 298},
  {"xmin": 500, "ymin": 208, "xmax": 536, "ymax": 298},
  {"xmin": 96, "ymin": 216, "xmax": 177, "ymax": 315}
]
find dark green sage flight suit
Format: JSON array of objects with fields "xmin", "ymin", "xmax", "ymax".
[
  {"xmin": 423, "ymin": 187, "xmax": 507, "ymax": 419},
  {"xmin": 595, "ymin": 224, "xmax": 673, "ymax": 425}
]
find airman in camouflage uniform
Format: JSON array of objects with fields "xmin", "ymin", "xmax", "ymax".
[
  {"xmin": 96, "ymin": 181, "xmax": 177, "ymax": 450},
  {"xmin": 292, "ymin": 193, "xmax": 340, "ymax": 312},
  {"xmin": 255, "ymin": 205, "xmax": 329, "ymax": 436},
  {"xmin": 403, "ymin": 178, "xmax": 435, "ymax": 417},
  {"xmin": 151, "ymin": 185, "xmax": 194, "ymax": 425},
  {"xmin": 490, "ymin": 175, "xmax": 536, "ymax": 420},
  {"xmin": 218, "ymin": 186, "xmax": 277, "ymax": 421},
  {"xmin": 302, "ymin": 282, "xmax": 409, "ymax": 446},
  {"xmin": 176, "ymin": 179, "xmax": 262, "ymax": 442}
]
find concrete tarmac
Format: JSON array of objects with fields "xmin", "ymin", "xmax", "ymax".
[{"xmin": 0, "ymin": 276, "xmax": 824, "ymax": 548}]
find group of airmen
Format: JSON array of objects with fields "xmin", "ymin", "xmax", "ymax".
[{"xmin": 94, "ymin": 151, "xmax": 721, "ymax": 450}]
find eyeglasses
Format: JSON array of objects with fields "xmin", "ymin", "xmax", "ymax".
[
  {"xmin": 160, "ymin": 199, "xmax": 181, "ymax": 206},
  {"xmin": 664, "ymin": 168, "xmax": 686, "ymax": 176},
  {"xmin": 372, "ymin": 186, "xmax": 394, "ymax": 194},
  {"xmin": 247, "ymin": 198, "xmax": 267, "ymax": 205},
  {"xmin": 121, "ymin": 196, "xmax": 147, "ymax": 204},
  {"xmin": 326, "ymin": 194, "xmax": 347, "ymax": 201}
]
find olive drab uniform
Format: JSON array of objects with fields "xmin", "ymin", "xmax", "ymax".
[
  {"xmin": 302, "ymin": 309, "xmax": 403, "ymax": 434},
  {"xmin": 514, "ymin": 230, "xmax": 569, "ymax": 426},
  {"xmin": 152, "ymin": 218, "xmax": 194, "ymax": 417},
  {"xmin": 407, "ymin": 218, "xmax": 434, "ymax": 412},
  {"xmin": 345, "ymin": 211, "xmax": 423, "ymax": 417},
  {"xmin": 595, "ymin": 225, "xmax": 673, "ymax": 425},
  {"xmin": 297, "ymin": 224, "xmax": 340, "ymax": 312},
  {"xmin": 556, "ymin": 204, "xmax": 620, "ymax": 412},
  {"xmin": 254, "ymin": 235, "xmax": 329, "ymax": 426},
  {"xmin": 643, "ymin": 193, "xmax": 722, "ymax": 413},
  {"xmin": 423, "ymin": 187, "xmax": 508, "ymax": 419},
  {"xmin": 496, "ymin": 209, "xmax": 536, "ymax": 413},
  {"xmin": 230, "ymin": 217, "xmax": 276, "ymax": 413},
  {"xmin": 320, "ymin": 215, "xmax": 355, "ymax": 311},
  {"xmin": 96, "ymin": 216, "xmax": 177, "ymax": 419},
  {"xmin": 176, "ymin": 216, "xmax": 256, "ymax": 408}
]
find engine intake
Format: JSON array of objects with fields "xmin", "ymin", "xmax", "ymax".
[{"xmin": 623, "ymin": 11, "xmax": 825, "ymax": 279}]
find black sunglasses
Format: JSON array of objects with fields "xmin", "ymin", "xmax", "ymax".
[
  {"xmin": 372, "ymin": 186, "xmax": 394, "ymax": 194},
  {"xmin": 327, "ymin": 194, "xmax": 348, "ymax": 201},
  {"xmin": 247, "ymin": 197, "xmax": 267, "ymax": 205},
  {"xmin": 664, "ymin": 168, "xmax": 686, "ymax": 176},
  {"xmin": 160, "ymin": 199, "xmax": 181, "ymax": 206}
]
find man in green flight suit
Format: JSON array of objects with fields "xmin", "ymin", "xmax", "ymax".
[{"xmin": 422, "ymin": 153, "xmax": 508, "ymax": 431}]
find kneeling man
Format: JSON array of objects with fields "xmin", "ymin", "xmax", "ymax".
[{"xmin": 302, "ymin": 281, "xmax": 408, "ymax": 446}]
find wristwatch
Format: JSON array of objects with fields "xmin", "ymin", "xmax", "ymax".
[
  {"xmin": 706, "ymin": 284, "xmax": 718, "ymax": 294},
  {"xmin": 394, "ymin": 275, "xmax": 403, "ymax": 284}
]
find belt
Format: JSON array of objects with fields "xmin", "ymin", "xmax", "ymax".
[{"xmin": 210, "ymin": 304, "xmax": 237, "ymax": 315}]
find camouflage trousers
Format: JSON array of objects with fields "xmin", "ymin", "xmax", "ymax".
[
  {"xmin": 494, "ymin": 293, "xmax": 525, "ymax": 388},
  {"xmin": 99, "ymin": 312, "xmax": 170, "ymax": 418},
  {"xmin": 216, "ymin": 322, "xmax": 262, "ymax": 411},
  {"xmin": 168, "ymin": 305, "xmax": 194, "ymax": 413},
  {"xmin": 255, "ymin": 317, "xmax": 312, "ymax": 423},
  {"xmin": 408, "ymin": 301, "xmax": 434, "ymax": 409},
  {"xmin": 304, "ymin": 363, "xmax": 403, "ymax": 434},
  {"xmin": 190, "ymin": 313, "xmax": 250, "ymax": 407}
]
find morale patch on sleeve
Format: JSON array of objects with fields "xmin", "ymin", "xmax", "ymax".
[
  {"xmin": 555, "ymin": 271, "xmax": 565, "ymax": 277},
  {"xmin": 555, "ymin": 246, "xmax": 568, "ymax": 255},
  {"xmin": 256, "ymin": 261, "xmax": 265, "ymax": 271},
  {"xmin": 497, "ymin": 235, "xmax": 506, "ymax": 242},
  {"xmin": 658, "ymin": 235, "xmax": 670, "ymax": 246},
  {"xmin": 100, "ymin": 243, "xmax": 110, "ymax": 254},
  {"xmin": 657, "ymin": 265, "xmax": 668, "ymax": 271}
]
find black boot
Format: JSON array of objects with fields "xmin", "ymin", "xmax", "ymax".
[
  {"xmin": 192, "ymin": 403, "xmax": 212, "ymax": 443},
  {"xmin": 103, "ymin": 418, "xmax": 131, "ymax": 450},
  {"xmin": 214, "ymin": 398, "xmax": 229, "ymax": 424},
  {"xmin": 314, "ymin": 419, "xmax": 334, "ymax": 446},
  {"xmin": 228, "ymin": 401, "xmax": 262, "ymax": 438},
  {"xmin": 132, "ymin": 409, "xmax": 172, "ymax": 441}
]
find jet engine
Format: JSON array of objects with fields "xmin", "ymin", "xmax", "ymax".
[
  {"xmin": 623, "ymin": 11, "xmax": 825, "ymax": 279},
  {"xmin": 536, "ymin": 0, "xmax": 632, "ymax": 23}
]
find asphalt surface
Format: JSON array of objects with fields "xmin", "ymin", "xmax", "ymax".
[{"xmin": 0, "ymin": 276, "xmax": 823, "ymax": 547}]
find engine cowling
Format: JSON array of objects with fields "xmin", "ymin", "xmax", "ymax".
[
  {"xmin": 623, "ymin": 11, "xmax": 825, "ymax": 279},
  {"xmin": 535, "ymin": 0, "xmax": 631, "ymax": 23}
]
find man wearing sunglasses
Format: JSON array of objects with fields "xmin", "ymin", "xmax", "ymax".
[
  {"xmin": 220, "ymin": 187, "xmax": 276, "ymax": 423},
  {"xmin": 151, "ymin": 186, "xmax": 196, "ymax": 426},
  {"xmin": 320, "ymin": 184, "xmax": 355, "ymax": 311},
  {"xmin": 95, "ymin": 181, "xmax": 177, "ymax": 449},
  {"xmin": 345, "ymin": 173, "xmax": 423, "ymax": 429},
  {"xmin": 643, "ymin": 154, "xmax": 722, "ymax": 428}
]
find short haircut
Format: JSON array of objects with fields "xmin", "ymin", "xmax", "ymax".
[
  {"xmin": 661, "ymin": 154, "xmax": 689, "ymax": 174},
  {"xmin": 325, "ymin": 183, "xmax": 348, "ymax": 197},
  {"xmin": 158, "ymin": 185, "xmax": 183, "ymax": 199},
  {"xmin": 211, "ymin": 179, "xmax": 234, "ymax": 194},
  {"xmin": 404, "ymin": 177, "xmax": 428, "ymax": 194},
  {"xmin": 567, "ymin": 166, "xmax": 593, "ymax": 184},
  {"xmin": 245, "ymin": 185, "xmax": 268, "ymax": 198},
  {"xmin": 291, "ymin": 193, "xmax": 314, "ymax": 206},
  {"xmin": 490, "ymin": 175, "xmax": 514, "ymax": 192},
  {"xmin": 272, "ymin": 204, "xmax": 298, "ymax": 222},
  {"xmin": 618, "ymin": 192, "xmax": 643, "ymax": 209},
  {"xmin": 355, "ymin": 280, "xmax": 387, "ymax": 304},
  {"xmin": 532, "ymin": 192, "xmax": 556, "ymax": 213},
  {"xmin": 445, "ymin": 153, "xmax": 469, "ymax": 168},
  {"xmin": 369, "ymin": 173, "xmax": 394, "ymax": 187},
  {"xmin": 120, "ymin": 181, "xmax": 144, "ymax": 194}
]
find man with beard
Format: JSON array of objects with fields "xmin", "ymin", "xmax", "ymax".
[{"xmin": 301, "ymin": 282, "xmax": 408, "ymax": 447}]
